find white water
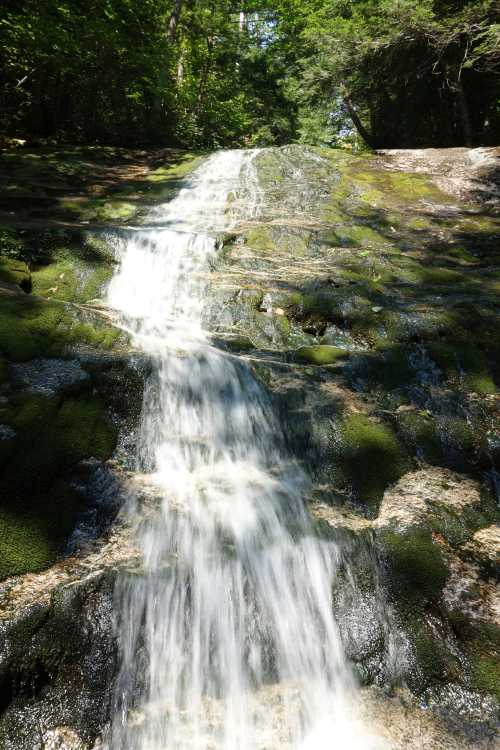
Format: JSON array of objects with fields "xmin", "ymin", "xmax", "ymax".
[{"xmin": 105, "ymin": 150, "xmax": 384, "ymax": 749}]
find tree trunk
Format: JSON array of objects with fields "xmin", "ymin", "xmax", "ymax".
[
  {"xmin": 168, "ymin": 0, "xmax": 183, "ymax": 43},
  {"xmin": 177, "ymin": 52, "xmax": 185, "ymax": 84},
  {"xmin": 341, "ymin": 83, "xmax": 378, "ymax": 149},
  {"xmin": 455, "ymin": 77, "xmax": 473, "ymax": 147}
]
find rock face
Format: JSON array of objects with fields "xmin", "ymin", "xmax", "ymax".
[
  {"xmin": 0, "ymin": 571, "xmax": 116, "ymax": 750},
  {"xmin": 0, "ymin": 145, "xmax": 499, "ymax": 747},
  {"xmin": 376, "ymin": 467, "xmax": 485, "ymax": 532}
]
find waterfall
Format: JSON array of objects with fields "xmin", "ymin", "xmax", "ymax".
[{"xmin": 104, "ymin": 150, "xmax": 384, "ymax": 749}]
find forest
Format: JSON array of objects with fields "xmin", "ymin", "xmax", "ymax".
[{"xmin": 1, "ymin": 0, "xmax": 499, "ymax": 149}]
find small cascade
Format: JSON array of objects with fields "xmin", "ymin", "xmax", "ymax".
[{"xmin": 104, "ymin": 150, "xmax": 385, "ymax": 749}]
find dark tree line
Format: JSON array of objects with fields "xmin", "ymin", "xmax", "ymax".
[{"xmin": 1, "ymin": 0, "xmax": 499, "ymax": 148}]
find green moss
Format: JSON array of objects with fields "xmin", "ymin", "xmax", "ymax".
[
  {"xmin": 0, "ymin": 226, "xmax": 25, "ymax": 258},
  {"xmin": 418, "ymin": 267, "xmax": 467, "ymax": 286},
  {"xmin": 286, "ymin": 289, "xmax": 342, "ymax": 328},
  {"xmin": 407, "ymin": 217, "xmax": 432, "ymax": 230},
  {"xmin": 438, "ymin": 416, "xmax": 477, "ymax": 465},
  {"xmin": 0, "ymin": 511, "xmax": 54, "ymax": 580},
  {"xmin": 334, "ymin": 223, "xmax": 386, "ymax": 247},
  {"xmin": 0, "ymin": 257, "xmax": 31, "ymax": 290},
  {"xmin": 466, "ymin": 373, "xmax": 497, "ymax": 395},
  {"xmin": 146, "ymin": 152, "xmax": 201, "ymax": 182},
  {"xmin": 449, "ymin": 618, "xmax": 500, "ymax": 702},
  {"xmin": 406, "ymin": 619, "xmax": 462, "ymax": 687},
  {"xmin": 397, "ymin": 411, "xmax": 444, "ymax": 465},
  {"xmin": 0, "ymin": 294, "xmax": 120, "ymax": 361},
  {"xmin": 2, "ymin": 395, "xmax": 116, "ymax": 495},
  {"xmin": 471, "ymin": 657, "xmax": 500, "ymax": 702},
  {"xmin": 96, "ymin": 200, "xmax": 137, "ymax": 221},
  {"xmin": 295, "ymin": 345, "xmax": 350, "ymax": 365},
  {"xmin": 364, "ymin": 344, "xmax": 415, "ymax": 391},
  {"xmin": 381, "ymin": 528, "xmax": 448, "ymax": 603},
  {"xmin": 0, "ymin": 295, "xmax": 69, "ymax": 360},
  {"xmin": 332, "ymin": 414, "xmax": 410, "ymax": 508},
  {"xmin": 427, "ymin": 342, "xmax": 497, "ymax": 395},
  {"xmin": 0, "ymin": 393, "xmax": 117, "ymax": 580},
  {"xmin": 246, "ymin": 225, "xmax": 274, "ymax": 252},
  {"xmin": 0, "ymin": 356, "xmax": 8, "ymax": 384},
  {"xmin": 55, "ymin": 397, "xmax": 117, "ymax": 460},
  {"xmin": 31, "ymin": 257, "xmax": 79, "ymax": 300},
  {"xmin": 31, "ymin": 250, "xmax": 113, "ymax": 303},
  {"xmin": 7, "ymin": 393, "xmax": 60, "ymax": 432}
]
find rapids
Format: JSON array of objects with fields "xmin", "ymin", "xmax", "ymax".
[{"xmin": 104, "ymin": 150, "xmax": 385, "ymax": 749}]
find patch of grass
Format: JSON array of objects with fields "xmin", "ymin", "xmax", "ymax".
[
  {"xmin": 55, "ymin": 397, "xmax": 117, "ymax": 460},
  {"xmin": 0, "ymin": 226, "xmax": 25, "ymax": 258},
  {"xmin": 31, "ymin": 249, "xmax": 114, "ymax": 303},
  {"xmin": 0, "ymin": 257, "xmax": 31, "ymax": 290}
]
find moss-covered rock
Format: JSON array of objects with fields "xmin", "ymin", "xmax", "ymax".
[
  {"xmin": 0, "ymin": 257, "xmax": 31, "ymax": 292},
  {"xmin": 295, "ymin": 345, "xmax": 350, "ymax": 366},
  {"xmin": 376, "ymin": 467, "xmax": 495, "ymax": 544},
  {"xmin": 0, "ymin": 294, "xmax": 120, "ymax": 361},
  {"xmin": 0, "ymin": 267, "xmax": 126, "ymax": 581},
  {"xmin": 380, "ymin": 528, "xmax": 449, "ymax": 604},
  {"xmin": 396, "ymin": 411, "xmax": 445, "ymax": 465},
  {"xmin": 404, "ymin": 616, "xmax": 463, "ymax": 691},
  {"xmin": 331, "ymin": 413, "xmax": 410, "ymax": 509},
  {"xmin": 449, "ymin": 615, "xmax": 500, "ymax": 703},
  {"xmin": 0, "ymin": 388, "xmax": 118, "ymax": 579}
]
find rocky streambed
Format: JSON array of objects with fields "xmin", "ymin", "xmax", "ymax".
[{"xmin": 0, "ymin": 144, "xmax": 498, "ymax": 749}]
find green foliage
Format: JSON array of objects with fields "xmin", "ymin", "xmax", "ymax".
[
  {"xmin": 279, "ymin": 0, "xmax": 500, "ymax": 146},
  {"xmin": 2, "ymin": 1, "xmax": 496, "ymax": 146},
  {"xmin": 0, "ymin": 1, "xmax": 295, "ymax": 147}
]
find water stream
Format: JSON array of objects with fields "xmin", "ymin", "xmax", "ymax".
[{"xmin": 104, "ymin": 150, "xmax": 384, "ymax": 749}]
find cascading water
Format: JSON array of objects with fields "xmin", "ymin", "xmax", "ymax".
[{"xmin": 104, "ymin": 150, "xmax": 385, "ymax": 749}]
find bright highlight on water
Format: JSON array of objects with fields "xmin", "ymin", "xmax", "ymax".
[{"xmin": 105, "ymin": 150, "xmax": 385, "ymax": 749}]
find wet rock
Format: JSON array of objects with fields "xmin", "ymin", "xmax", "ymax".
[
  {"xmin": 41, "ymin": 727, "xmax": 87, "ymax": 750},
  {"xmin": 11, "ymin": 358, "xmax": 89, "ymax": 396},
  {"xmin": 423, "ymin": 683, "xmax": 499, "ymax": 742},
  {"xmin": 0, "ymin": 571, "xmax": 117, "ymax": 750},
  {"xmin": 359, "ymin": 685, "xmax": 497, "ymax": 749},
  {"xmin": 0, "ymin": 424, "xmax": 15, "ymax": 440}
]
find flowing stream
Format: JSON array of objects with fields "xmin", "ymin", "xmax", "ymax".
[{"xmin": 104, "ymin": 150, "xmax": 384, "ymax": 749}]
